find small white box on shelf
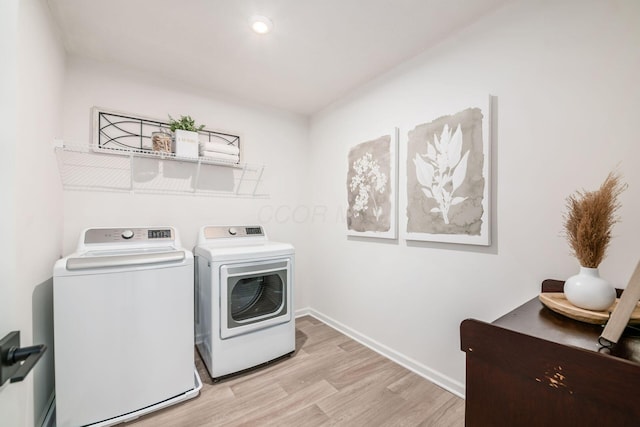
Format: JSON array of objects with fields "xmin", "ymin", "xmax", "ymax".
[{"xmin": 174, "ymin": 129, "xmax": 199, "ymax": 158}]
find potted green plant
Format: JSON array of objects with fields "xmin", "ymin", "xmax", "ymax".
[{"xmin": 168, "ymin": 115, "xmax": 205, "ymax": 158}]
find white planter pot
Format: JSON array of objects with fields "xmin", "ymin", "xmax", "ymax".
[
  {"xmin": 174, "ymin": 129, "xmax": 199, "ymax": 158},
  {"xmin": 564, "ymin": 266, "xmax": 616, "ymax": 311}
]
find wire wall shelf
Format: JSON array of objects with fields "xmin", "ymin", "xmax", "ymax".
[{"xmin": 55, "ymin": 144, "xmax": 268, "ymax": 198}]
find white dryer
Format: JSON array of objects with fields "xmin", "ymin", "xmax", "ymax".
[
  {"xmin": 53, "ymin": 227, "xmax": 201, "ymax": 427},
  {"xmin": 195, "ymin": 225, "xmax": 295, "ymax": 380}
]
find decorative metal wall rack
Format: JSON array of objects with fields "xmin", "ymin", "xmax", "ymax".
[{"xmin": 94, "ymin": 108, "xmax": 241, "ymax": 161}]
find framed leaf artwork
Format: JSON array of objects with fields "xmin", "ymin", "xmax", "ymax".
[
  {"xmin": 346, "ymin": 129, "xmax": 398, "ymax": 239},
  {"xmin": 403, "ymin": 96, "xmax": 491, "ymax": 245}
]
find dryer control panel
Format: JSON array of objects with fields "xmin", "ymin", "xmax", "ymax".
[
  {"xmin": 203, "ymin": 226, "xmax": 264, "ymax": 240},
  {"xmin": 84, "ymin": 227, "xmax": 175, "ymax": 244}
]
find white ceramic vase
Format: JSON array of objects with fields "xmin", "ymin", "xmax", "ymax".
[{"xmin": 564, "ymin": 267, "xmax": 616, "ymax": 311}]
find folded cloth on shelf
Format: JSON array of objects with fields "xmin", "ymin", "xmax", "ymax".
[
  {"xmin": 199, "ymin": 141, "xmax": 240, "ymax": 155},
  {"xmin": 200, "ymin": 151, "xmax": 240, "ymax": 163}
]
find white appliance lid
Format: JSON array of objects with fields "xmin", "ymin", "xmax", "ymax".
[{"xmin": 195, "ymin": 240, "xmax": 294, "ymax": 261}]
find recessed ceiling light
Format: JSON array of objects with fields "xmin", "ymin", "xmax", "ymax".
[{"xmin": 250, "ymin": 15, "xmax": 273, "ymax": 35}]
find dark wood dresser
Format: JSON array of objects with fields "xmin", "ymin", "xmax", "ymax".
[{"xmin": 460, "ymin": 280, "xmax": 640, "ymax": 427}]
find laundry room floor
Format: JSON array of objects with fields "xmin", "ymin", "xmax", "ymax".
[{"xmin": 127, "ymin": 316, "xmax": 464, "ymax": 426}]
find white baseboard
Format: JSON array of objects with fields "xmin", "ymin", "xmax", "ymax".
[
  {"xmin": 297, "ymin": 308, "xmax": 465, "ymax": 398},
  {"xmin": 295, "ymin": 307, "xmax": 312, "ymax": 318}
]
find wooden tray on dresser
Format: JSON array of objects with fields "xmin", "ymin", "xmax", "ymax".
[{"xmin": 538, "ymin": 292, "xmax": 640, "ymax": 325}]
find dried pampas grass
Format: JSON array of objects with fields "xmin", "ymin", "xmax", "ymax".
[{"xmin": 563, "ymin": 172, "xmax": 626, "ymax": 268}]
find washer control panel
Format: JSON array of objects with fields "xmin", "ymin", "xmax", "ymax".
[{"xmin": 84, "ymin": 227, "xmax": 174, "ymax": 244}]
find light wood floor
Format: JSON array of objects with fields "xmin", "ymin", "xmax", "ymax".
[{"xmin": 128, "ymin": 316, "xmax": 464, "ymax": 426}]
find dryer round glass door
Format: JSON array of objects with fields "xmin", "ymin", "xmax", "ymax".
[
  {"xmin": 231, "ymin": 274, "xmax": 283, "ymax": 321},
  {"xmin": 220, "ymin": 258, "xmax": 292, "ymax": 339}
]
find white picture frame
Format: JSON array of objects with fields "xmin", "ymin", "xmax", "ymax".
[
  {"xmin": 346, "ymin": 128, "xmax": 399, "ymax": 239},
  {"xmin": 402, "ymin": 95, "xmax": 492, "ymax": 245}
]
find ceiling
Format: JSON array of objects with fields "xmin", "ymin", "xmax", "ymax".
[{"xmin": 47, "ymin": 0, "xmax": 508, "ymax": 116}]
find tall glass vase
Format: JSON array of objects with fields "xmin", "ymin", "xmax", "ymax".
[{"xmin": 564, "ymin": 267, "xmax": 616, "ymax": 311}]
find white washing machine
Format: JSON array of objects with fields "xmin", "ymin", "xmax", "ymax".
[
  {"xmin": 53, "ymin": 227, "xmax": 201, "ymax": 427},
  {"xmin": 195, "ymin": 225, "xmax": 295, "ymax": 380}
]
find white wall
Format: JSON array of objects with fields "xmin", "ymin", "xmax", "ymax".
[
  {"xmin": 307, "ymin": 0, "xmax": 640, "ymax": 396},
  {"xmin": 17, "ymin": 0, "xmax": 66, "ymax": 422},
  {"xmin": 61, "ymin": 57, "xmax": 312, "ymax": 310},
  {"xmin": 0, "ymin": 0, "xmax": 21, "ymax": 424},
  {"xmin": 0, "ymin": 0, "xmax": 66, "ymax": 425}
]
